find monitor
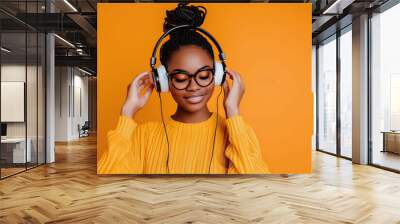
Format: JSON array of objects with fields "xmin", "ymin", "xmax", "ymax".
[{"xmin": 1, "ymin": 123, "xmax": 7, "ymax": 137}]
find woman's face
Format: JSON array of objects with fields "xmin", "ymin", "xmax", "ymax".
[{"xmin": 166, "ymin": 45, "xmax": 215, "ymax": 113}]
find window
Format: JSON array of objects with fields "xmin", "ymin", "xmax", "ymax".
[
  {"xmin": 317, "ymin": 36, "xmax": 337, "ymax": 154},
  {"xmin": 339, "ymin": 28, "xmax": 352, "ymax": 158},
  {"xmin": 371, "ymin": 2, "xmax": 400, "ymax": 171}
]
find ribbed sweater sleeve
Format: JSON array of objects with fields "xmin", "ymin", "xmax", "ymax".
[
  {"xmin": 97, "ymin": 116, "xmax": 145, "ymax": 174},
  {"xmin": 224, "ymin": 115, "xmax": 270, "ymax": 174}
]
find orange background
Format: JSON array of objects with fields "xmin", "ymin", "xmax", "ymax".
[{"xmin": 97, "ymin": 3, "xmax": 313, "ymax": 174}]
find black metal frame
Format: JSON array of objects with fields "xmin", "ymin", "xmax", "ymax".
[
  {"xmin": 315, "ymin": 24, "xmax": 353, "ymax": 162},
  {"xmin": 0, "ymin": 15, "xmax": 2, "ymax": 179},
  {"xmin": 316, "ymin": 0, "xmax": 400, "ymax": 173},
  {"xmin": 25, "ymin": 2, "xmax": 28, "ymax": 172},
  {"xmin": 367, "ymin": 10, "xmax": 373, "ymax": 166},
  {"xmin": 315, "ymin": 44, "xmax": 319, "ymax": 151},
  {"xmin": 316, "ymin": 33, "xmax": 337, "ymax": 156},
  {"xmin": 0, "ymin": 0, "xmax": 47, "ymax": 180},
  {"xmin": 367, "ymin": 0, "xmax": 400, "ymax": 173},
  {"xmin": 336, "ymin": 26, "xmax": 341, "ymax": 159}
]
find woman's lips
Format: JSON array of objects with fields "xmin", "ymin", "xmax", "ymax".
[{"xmin": 184, "ymin": 95, "xmax": 204, "ymax": 104}]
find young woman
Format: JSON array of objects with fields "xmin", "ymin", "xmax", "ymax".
[{"xmin": 98, "ymin": 3, "xmax": 269, "ymax": 174}]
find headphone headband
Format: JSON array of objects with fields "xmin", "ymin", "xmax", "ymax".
[{"xmin": 150, "ymin": 25, "xmax": 226, "ymax": 68}]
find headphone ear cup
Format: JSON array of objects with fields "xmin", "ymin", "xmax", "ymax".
[
  {"xmin": 157, "ymin": 65, "xmax": 169, "ymax": 92},
  {"xmin": 214, "ymin": 61, "xmax": 224, "ymax": 86},
  {"xmin": 152, "ymin": 68, "xmax": 161, "ymax": 92}
]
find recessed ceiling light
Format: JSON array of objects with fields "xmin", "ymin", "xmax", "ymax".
[
  {"xmin": 322, "ymin": 0, "xmax": 354, "ymax": 15},
  {"xmin": 54, "ymin": 34, "xmax": 75, "ymax": 48},
  {"xmin": 1, "ymin": 47, "xmax": 11, "ymax": 53},
  {"xmin": 77, "ymin": 67, "xmax": 93, "ymax": 76},
  {"xmin": 63, "ymin": 0, "xmax": 78, "ymax": 12}
]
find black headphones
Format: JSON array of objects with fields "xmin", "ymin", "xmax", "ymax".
[{"xmin": 150, "ymin": 24, "xmax": 227, "ymax": 92}]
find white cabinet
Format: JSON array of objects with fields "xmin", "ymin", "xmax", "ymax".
[{"xmin": 1, "ymin": 138, "xmax": 32, "ymax": 163}]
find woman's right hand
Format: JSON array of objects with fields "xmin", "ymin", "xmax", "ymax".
[{"xmin": 121, "ymin": 71, "xmax": 154, "ymax": 117}]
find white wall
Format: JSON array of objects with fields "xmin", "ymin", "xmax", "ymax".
[
  {"xmin": 1, "ymin": 65, "xmax": 26, "ymax": 136},
  {"xmin": 1, "ymin": 63, "xmax": 46, "ymax": 164},
  {"xmin": 72, "ymin": 73, "xmax": 89, "ymax": 138},
  {"xmin": 54, "ymin": 67, "xmax": 89, "ymax": 141},
  {"xmin": 1, "ymin": 64, "xmax": 39, "ymax": 138},
  {"xmin": 55, "ymin": 66, "xmax": 70, "ymax": 141}
]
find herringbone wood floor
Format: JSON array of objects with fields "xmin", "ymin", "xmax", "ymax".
[{"xmin": 1, "ymin": 135, "xmax": 400, "ymax": 224}]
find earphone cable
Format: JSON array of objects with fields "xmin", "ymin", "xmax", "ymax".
[
  {"xmin": 158, "ymin": 92, "xmax": 170, "ymax": 174},
  {"xmin": 208, "ymin": 85, "xmax": 223, "ymax": 174}
]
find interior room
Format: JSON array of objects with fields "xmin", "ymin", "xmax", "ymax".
[{"xmin": 0, "ymin": 0, "xmax": 399, "ymax": 223}]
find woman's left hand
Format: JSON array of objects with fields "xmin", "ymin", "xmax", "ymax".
[{"xmin": 223, "ymin": 69, "xmax": 245, "ymax": 118}]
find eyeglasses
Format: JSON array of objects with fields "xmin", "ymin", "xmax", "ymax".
[{"xmin": 169, "ymin": 67, "xmax": 215, "ymax": 90}]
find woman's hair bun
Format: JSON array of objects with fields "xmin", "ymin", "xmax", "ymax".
[{"xmin": 163, "ymin": 3, "xmax": 207, "ymax": 33}]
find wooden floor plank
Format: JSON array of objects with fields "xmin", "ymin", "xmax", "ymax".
[{"xmin": 1, "ymin": 135, "xmax": 400, "ymax": 223}]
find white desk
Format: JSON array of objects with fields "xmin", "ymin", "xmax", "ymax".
[{"xmin": 1, "ymin": 138, "xmax": 32, "ymax": 163}]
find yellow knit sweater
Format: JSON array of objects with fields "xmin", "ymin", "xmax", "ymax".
[{"xmin": 98, "ymin": 113, "xmax": 269, "ymax": 174}]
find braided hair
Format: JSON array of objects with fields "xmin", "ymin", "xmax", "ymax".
[{"xmin": 160, "ymin": 3, "xmax": 215, "ymax": 70}]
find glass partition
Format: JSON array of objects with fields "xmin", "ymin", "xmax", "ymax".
[
  {"xmin": 0, "ymin": 1, "xmax": 46, "ymax": 179},
  {"xmin": 1, "ymin": 30, "xmax": 28, "ymax": 177},
  {"xmin": 371, "ymin": 3, "xmax": 400, "ymax": 171},
  {"xmin": 317, "ymin": 35, "xmax": 337, "ymax": 154}
]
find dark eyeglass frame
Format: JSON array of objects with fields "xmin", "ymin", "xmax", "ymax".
[{"xmin": 168, "ymin": 67, "xmax": 215, "ymax": 90}]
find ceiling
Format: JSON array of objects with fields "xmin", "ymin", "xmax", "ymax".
[{"xmin": 0, "ymin": 0, "xmax": 393, "ymax": 75}]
